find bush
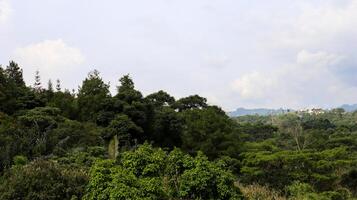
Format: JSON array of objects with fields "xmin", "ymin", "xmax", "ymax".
[
  {"xmin": 236, "ymin": 183, "xmax": 286, "ymax": 200},
  {"xmin": 0, "ymin": 159, "xmax": 88, "ymax": 200},
  {"xmin": 287, "ymin": 182, "xmax": 351, "ymax": 200},
  {"xmin": 84, "ymin": 143, "xmax": 243, "ymax": 200},
  {"xmin": 13, "ymin": 155, "xmax": 28, "ymax": 166}
]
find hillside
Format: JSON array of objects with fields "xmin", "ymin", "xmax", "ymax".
[{"xmin": 0, "ymin": 62, "xmax": 356, "ymax": 200}]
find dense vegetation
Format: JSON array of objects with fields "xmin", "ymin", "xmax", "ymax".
[{"xmin": 0, "ymin": 61, "xmax": 356, "ymax": 199}]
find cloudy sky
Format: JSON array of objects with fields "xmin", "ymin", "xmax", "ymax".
[{"xmin": 1, "ymin": 0, "xmax": 357, "ymax": 111}]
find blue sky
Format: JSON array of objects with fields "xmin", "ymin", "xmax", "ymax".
[{"xmin": 1, "ymin": 0, "xmax": 357, "ymax": 111}]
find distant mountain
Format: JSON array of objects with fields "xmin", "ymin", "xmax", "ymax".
[
  {"xmin": 228, "ymin": 107, "xmax": 292, "ymax": 117},
  {"xmin": 228, "ymin": 104, "xmax": 357, "ymax": 117},
  {"xmin": 339, "ymin": 104, "xmax": 357, "ymax": 112}
]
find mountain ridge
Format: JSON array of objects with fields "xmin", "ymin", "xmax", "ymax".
[{"xmin": 228, "ymin": 104, "xmax": 357, "ymax": 117}]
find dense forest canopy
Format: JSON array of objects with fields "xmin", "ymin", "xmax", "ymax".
[{"xmin": 0, "ymin": 61, "xmax": 356, "ymax": 200}]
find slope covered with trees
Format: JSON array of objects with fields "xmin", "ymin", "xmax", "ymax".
[{"xmin": 0, "ymin": 61, "xmax": 356, "ymax": 200}]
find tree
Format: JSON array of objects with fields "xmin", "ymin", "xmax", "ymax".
[
  {"xmin": 240, "ymin": 147, "xmax": 354, "ymax": 191},
  {"xmin": 0, "ymin": 62, "xmax": 42, "ymax": 114},
  {"xmin": 0, "ymin": 67, "xmax": 7, "ymax": 107},
  {"xmin": 56, "ymin": 79, "xmax": 61, "ymax": 92},
  {"xmin": 104, "ymin": 114, "xmax": 143, "ymax": 153},
  {"xmin": 114, "ymin": 75, "xmax": 153, "ymax": 136},
  {"xmin": 95, "ymin": 97, "xmax": 125, "ymax": 126},
  {"xmin": 5, "ymin": 61, "xmax": 25, "ymax": 87},
  {"xmin": 77, "ymin": 70, "xmax": 110, "ymax": 122},
  {"xmin": 150, "ymin": 107, "xmax": 183, "ymax": 148},
  {"xmin": 180, "ymin": 106, "xmax": 242, "ymax": 159},
  {"xmin": 48, "ymin": 90, "xmax": 78, "ymax": 119},
  {"xmin": 286, "ymin": 181, "xmax": 350, "ymax": 200},
  {"xmin": 84, "ymin": 144, "xmax": 243, "ymax": 200},
  {"xmin": 0, "ymin": 159, "xmax": 88, "ymax": 200},
  {"xmin": 34, "ymin": 70, "xmax": 42, "ymax": 92},
  {"xmin": 301, "ymin": 118, "xmax": 335, "ymax": 130},
  {"xmin": 0, "ymin": 112, "xmax": 17, "ymax": 171},
  {"xmin": 341, "ymin": 169, "xmax": 357, "ymax": 196},
  {"xmin": 146, "ymin": 90, "xmax": 175, "ymax": 107},
  {"xmin": 44, "ymin": 79, "xmax": 55, "ymax": 101},
  {"xmin": 236, "ymin": 123, "xmax": 277, "ymax": 142},
  {"xmin": 274, "ymin": 113, "xmax": 306, "ymax": 151},
  {"xmin": 16, "ymin": 107, "xmax": 62, "ymax": 157},
  {"xmin": 116, "ymin": 74, "xmax": 142, "ymax": 104},
  {"xmin": 47, "ymin": 79, "xmax": 54, "ymax": 92},
  {"xmin": 173, "ymin": 95, "xmax": 208, "ymax": 111}
]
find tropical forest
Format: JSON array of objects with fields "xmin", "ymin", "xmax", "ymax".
[{"xmin": 0, "ymin": 61, "xmax": 356, "ymax": 200}]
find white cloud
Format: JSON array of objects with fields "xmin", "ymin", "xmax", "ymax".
[
  {"xmin": 231, "ymin": 50, "xmax": 357, "ymax": 109},
  {"xmin": 230, "ymin": 0, "xmax": 357, "ymax": 109},
  {"xmin": 13, "ymin": 39, "xmax": 85, "ymax": 87},
  {"xmin": 0, "ymin": 0, "xmax": 11, "ymax": 24},
  {"xmin": 14, "ymin": 39, "xmax": 85, "ymax": 70},
  {"xmin": 231, "ymin": 71, "xmax": 276, "ymax": 99},
  {"xmin": 2, "ymin": 0, "xmax": 357, "ymax": 110},
  {"xmin": 276, "ymin": 1, "xmax": 357, "ymax": 49}
]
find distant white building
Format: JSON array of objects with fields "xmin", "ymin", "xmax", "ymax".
[{"xmin": 297, "ymin": 108, "xmax": 325, "ymax": 115}]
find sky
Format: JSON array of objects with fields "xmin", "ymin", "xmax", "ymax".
[{"xmin": 1, "ymin": 0, "xmax": 357, "ymax": 111}]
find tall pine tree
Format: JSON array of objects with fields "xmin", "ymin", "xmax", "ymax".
[
  {"xmin": 56, "ymin": 79, "xmax": 61, "ymax": 92},
  {"xmin": 34, "ymin": 70, "xmax": 42, "ymax": 92},
  {"xmin": 77, "ymin": 70, "xmax": 110, "ymax": 122}
]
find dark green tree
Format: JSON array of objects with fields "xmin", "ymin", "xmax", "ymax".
[
  {"xmin": 146, "ymin": 90, "xmax": 175, "ymax": 107},
  {"xmin": 0, "ymin": 62, "xmax": 43, "ymax": 114},
  {"xmin": 0, "ymin": 159, "xmax": 88, "ymax": 200},
  {"xmin": 180, "ymin": 106, "xmax": 242, "ymax": 159},
  {"xmin": 173, "ymin": 95, "xmax": 208, "ymax": 111},
  {"xmin": 33, "ymin": 70, "xmax": 42, "ymax": 92},
  {"xmin": 115, "ymin": 75, "xmax": 152, "ymax": 136},
  {"xmin": 5, "ymin": 61, "xmax": 25, "ymax": 86},
  {"xmin": 116, "ymin": 74, "xmax": 143, "ymax": 104},
  {"xmin": 55, "ymin": 79, "xmax": 61, "ymax": 92},
  {"xmin": 104, "ymin": 114, "xmax": 143, "ymax": 148},
  {"xmin": 77, "ymin": 70, "xmax": 110, "ymax": 122},
  {"xmin": 150, "ymin": 107, "xmax": 183, "ymax": 148}
]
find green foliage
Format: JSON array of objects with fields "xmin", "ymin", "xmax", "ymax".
[
  {"xmin": 18, "ymin": 107, "xmax": 62, "ymax": 131},
  {"xmin": 116, "ymin": 74, "xmax": 143, "ymax": 104},
  {"xmin": 146, "ymin": 90, "xmax": 175, "ymax": 107},
  {"xmin": 237, "ymin": 183, "xmax": 286, "ymax": 200},
  {"xmin": 237, "ymin": 123, "xmax": 277, "ymax": 142},
  {"xmin": 0, "ymin": 62, "xmax": 43, "ymax": 115},
  {"xmin": 0, "ymin": 107, "xmax": 62, "ymax": 160},
  {"xmin": 13, "ymin": 155, "xmax": 28, "ymax": 166},
  {"xmin": 1, "ymin": 62, "xmax": 357, "ymax": 199},
  {"xmin": 56, "ymin": 146, "xmax": 106, "ymax": 167},
  {"xmin": 0, "ymin": 107, "xmax": 103, "ymax": 171},
  {"xmin": 287, "ymin": 182, "xmax": 351, "ymax": 200},
  {"xmin": 47, "ymin": 90, "xmax": 78, "ymax": 119},
  {"xmin": 0, "ymin": 159, "xmax": 88, "ymax": 200},
  {"xmin": 51, "ymin": 120, "xmax": 104, "ymax": 155},
  {"xmin": 175, "ymin": 151, "xmax": 242, "ymax": 200},
  {"xmin": 84, "ymin": 144, "xmax": 243, "ymax": 200},
  {"xmin": 150, "ymin": 106, "xmax": 183, "ymax": 148},
  {"xmin": 301, "ymin": 117, "xmax": 335, "ymax": 130},
  {"xmin": 240, "ymin": 147, "xmax": 357, "ymax": 191},
  {"xmin": 173, "ymin": 95, "xmax": 208, "ymax": 111},
  {"xmin": 5, "ymin": 61, "xmax": 25, "ymax": 86},
  {"xmin": 180, "ymin": 106, "xmax": 242, "ymax": 159},
  {"xmin": 104, "ymin": 114, "xmax": 143, "ymax": 148},
  {"xmin": 340, "ymin": 168, "xmax": 357, "ymax": 196},
  {"xmin": 78, "ymin": 70, "xmax": 110, "ymax": 122}
]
